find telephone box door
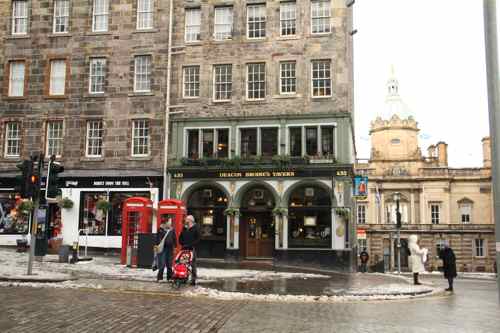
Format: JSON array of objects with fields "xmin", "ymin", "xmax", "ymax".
[
  {"xmin": 121, "ymin": 197, "xmax": 153, "ymax": 266},
  {"xmin": 157, "ymin": 199, "xmax": 186, "ymax": 255}
]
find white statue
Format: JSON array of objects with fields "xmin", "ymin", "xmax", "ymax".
[{"xmin": 408, "ymin": 234, "xmax": 428, "ymax": 285}]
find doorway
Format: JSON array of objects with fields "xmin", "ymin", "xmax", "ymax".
[
  {"xmin": 239, "ymin": 187, "xmax": 275, "ymax": 259},
  {"xmin": 394, "ymin": 238, "xmax": 409, "ymax": 270}
]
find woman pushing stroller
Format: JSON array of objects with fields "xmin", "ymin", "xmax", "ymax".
[{"xmin": 179, "ymin": 215, "xmax": 200, "ymax": 286}]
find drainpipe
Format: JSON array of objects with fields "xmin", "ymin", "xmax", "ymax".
[{"xmin": 162, "ymin": 0, "xmax": 174, "ymax": 200}]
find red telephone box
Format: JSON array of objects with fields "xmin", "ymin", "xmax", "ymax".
[
  {"xmin": 121, "ymin": 197, "xmax": 153, "ymax": 266},
  {"xmin": 157, "ymin": 199, "xmax": 186, "ymax": 255}
]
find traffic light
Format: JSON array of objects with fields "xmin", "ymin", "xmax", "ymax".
[
  {"xmin": 46, "ymin": 156, "xmax": 64, "ymax": 200},
  {"xmin": 15, "ymin": 160, "xmax": 34, "ymax": 199}
]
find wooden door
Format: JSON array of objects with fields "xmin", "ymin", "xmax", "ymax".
[{"xmin": 243, "ymin": 213, "xmax": 274, "ymax": 258}]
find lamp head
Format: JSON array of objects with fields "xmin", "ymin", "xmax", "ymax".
[{"xmin": 392, "ymin": 192, "xmax": 401, "ymax": 202}]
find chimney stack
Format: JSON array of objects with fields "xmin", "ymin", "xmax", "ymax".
[
  {"xmin": 482, "ymin": 137, "xmax": 491, "ymax": 168},
  {"xmin": 437, "ymin": 142, "xmax": 448, "ymax": 167}
]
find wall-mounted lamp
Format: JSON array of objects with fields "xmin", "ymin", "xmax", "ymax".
[
  {"xmin": 346, "ymin": 0, "xmax": 355, "ymax": 7},
  {"xmin": 350, "ymin": 29, "xmax": 358, "ymax": 36}
]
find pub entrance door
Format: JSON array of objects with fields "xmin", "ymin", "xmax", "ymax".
[{"xmin": 238, "ymin": 186, "xmax": 276, "ymax": 259}]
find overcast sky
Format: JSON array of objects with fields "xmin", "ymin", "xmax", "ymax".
[{"xmin": 353, "ymin": 0, "xmax": 492, "ymax": 167}]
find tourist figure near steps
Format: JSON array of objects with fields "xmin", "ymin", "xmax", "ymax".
[
  {"xmin": 439, "ymin": 242, "xmax": 457, "ymax": 292},
  {"xmin": 408, "ymin": 234, "xmax": 428, "ymax": 285},
  {"xmin": 155, "ymin": 220, "xmax": 176, "ymax": 282},
  {"xmin": 359, "ymin": 248, "xmax": 369, "ymax": 273},
  {"xmin": 179, "ymin": 215, "xmax": 200, "ymax": 286}
]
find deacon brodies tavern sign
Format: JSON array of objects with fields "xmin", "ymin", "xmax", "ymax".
[{"xmin": 171, "ymin": 168, "xmax": 351, "ymax": 180}]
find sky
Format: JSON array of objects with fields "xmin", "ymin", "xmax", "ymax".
[{"xmin": 353, "ymin": 0, "xmax": 492, "ymax": 167}]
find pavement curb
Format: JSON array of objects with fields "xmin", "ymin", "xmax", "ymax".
[{"xmin": 0, "ymin": 275, "xmax": 77, "ymax": 283}]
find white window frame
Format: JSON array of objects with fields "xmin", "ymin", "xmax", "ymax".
[
  {"xmin": 185, "ymin": 7, "xmax": 201, "ymax": 42},
  {"xmin": 285, "ymin": 124, "xmax": 337, "ymax": 158},
  {"xmin": 214, "ymin": 6, "xmax": 233, "ymax": 41},
  {"xmin": 213, "ymin": 64, "xmax": 232, "ymax": 102},
  {"xmin": 8, "ymin": 61, "xmax": 25, "ymax": 97},
  {"xmin": 311, "ymin": 0, "xmax": 331, "ymax": 34},
  {"xmin": 134, "ymin": 55, "xmax": 152, "ymax": 93},
  {"xmin": 182, "ymin": 66, "xmax": 200, "ymax": 98},
  {"xmin": 132, "ymin": 119, "xmax": 150, "ymax": 157},
  {"xmin": 358, "ymin": 238, "xmax": 367, "ymax": 251},
  {"xmin": 137, "ymin": 0, "xmax": 154, "ymax": 30},
  {"xmin": 430, "ymin": 203, "xmax": 440, "ymax": 225},
  {"xmin": 235, "ymin": 125, "xmax": 281, "ymax": 157},
  {"xmin": 4, "ymin": 122, "xmax": 21, "ymax": 158},
  {"xmin": 459, "ymin": 203, "xmax": 472, "ymax": 224},
  {"xmin": 46, "ymin": 121, "xmax": 64, "ymax": 158},
  {"xmin": 279, "ymin": 61, "xmax": 297, "ymax": 95},
  {"xmin": 53, "ymin": 0, "xmax": 70, "ymax": 34},
  {"xmin": 311, "ymin": 60, "xmax": 332, "ymax": 98},
  {"xmin": 49, "ymin": 59, "xmax": 67, "ymax": 96},
  {"xmin": 246, "ymin": 63, "xmax": 266, "ymax": 100},
  {"xmin": 89, "ymin": 58, "xmax": 106, "ymax": 94},
  {"xmin": 92, "ymin": 0, "xmax": 109, "ymax": 32},
  {"xmin": 12, "ymin": 0, "xmax": 28, "ymax": 35},
  {"xmin": 280, "ymin": 1, "xmax": 296, "ymax": 37},
  {"xmin": 86, "ymin": 120, "xmax": 104, "ymax": 158},
  {"xmin": 183, "ymin": 126, "xmax": 232, "ymax": 159},
  {"xmin": 474, "ymin": 239, "xmax": 485, "ymax": 257},
  {"xmin": 247, "ymin": 4, "xmax": 266, "ymax": 39},
  {"xmin": 357, "ymin": 204, "xmax": 367, "ymax": 225}
]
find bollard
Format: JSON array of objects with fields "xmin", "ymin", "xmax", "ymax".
[{"xmin": 70, "ymin": 241, "xmax": 78, "ymax": 264}]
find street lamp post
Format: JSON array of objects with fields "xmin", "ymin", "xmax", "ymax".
[{"xmin": 393, "ymin": 192, "xmax": 402, "ymax": 274}]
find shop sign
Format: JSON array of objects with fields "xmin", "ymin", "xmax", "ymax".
[
  {"xmin": 357, "ymin": 229, "xmax": 367, "ymax": 240},
  {"xmin": 172, "ymin": 168, "xmax": 352, "ymax": 180},
  {"xmin": 353, "ymin": 175, "xmax": 368, "ymax": 199},
  {"xmin": 61, "ymin": 177, "xmax": 159, "ymax": 188}
]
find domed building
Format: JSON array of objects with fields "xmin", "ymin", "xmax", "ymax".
[{"xmin": 355, "ymin": 72, "xmax": 495, "ymax": 273}]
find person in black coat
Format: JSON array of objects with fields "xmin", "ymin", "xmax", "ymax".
[
  {"xmin": 359, "ymin": 248, "xmax": 369, "ymax": 273},
  {"xmin": 155, "ymin": 220, "xmax": 176, "ymax": 282},
  {"xmin": 439, "ymin": 242, "xmax": 457, "ymax": 292},
  {"xmin": 179, "ymin": 215, "xmax": 200, "ymax": 285}
]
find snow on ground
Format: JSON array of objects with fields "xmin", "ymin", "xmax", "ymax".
[{"xmin": 388, "ymin": 270, "xmax": 498, "ymax": 281}]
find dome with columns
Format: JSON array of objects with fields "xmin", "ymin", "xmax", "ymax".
[{"xmin": 379, "ymin": 66, "xmax": 415, "ymax": 120}]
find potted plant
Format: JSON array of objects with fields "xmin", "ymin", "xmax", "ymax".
[
  {"xmin": 58, "ymin": 197, "xmax": 74, "ymax": 210},
  {"xmin": 17, "ymin": 200, "xmax": 33, "ymax": 216},
  {"xmin": 96, "ymin": 199, "xmax": 112, "ymax": 213}
]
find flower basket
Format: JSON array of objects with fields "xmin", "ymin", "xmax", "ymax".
[
  {"xmin": 335, "ymin": 207, "xmax": 350, "ymax": 221},
  {"xmin": 58, "ymin": 197, "xmax": 74, "ymax": 210},
  {"xmin": 224, "ymin": 207, "xmax": 239, "ymax": 216},
  {"xmin": 96, "ymin": 199, "xmax": 112, "ymax": 212},
  {"xmin": 17, "ymin": 200, "xmax": 34, "ymax": 216},
  {"xmin": 272, "ymin": 207, "xmax": 288, "ymax": 216}
]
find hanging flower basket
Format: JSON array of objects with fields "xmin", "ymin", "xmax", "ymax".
[
  {"xmin": 224, "ymin": 207, "xmax": 239, "ymax": 216},
  {"xmin": 272, "ymin": 207, "xmax": 288, "ymax": 216},
  {"xmin": 17, "ymin": 200, "xmax": 34, "ymax": 216},
  {"xmin": 96, "ymin": 199, "xmax": 112, "ymax": 212},
  {"xmin": 335, "ymin": 207, "xmax": 350, "ymax": 220},
  {"xmin": 58, "ymin": 197, "xmax": 74, "ymax": 210}
]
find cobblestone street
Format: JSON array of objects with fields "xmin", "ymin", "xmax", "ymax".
[{"xmin": 0, "ymin": 278, "xmax": 499, "ymax": 333}]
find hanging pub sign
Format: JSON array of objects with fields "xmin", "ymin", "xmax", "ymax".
[{"xmin": 353, "ymin": 175, "xmax": 368, "ymax": 199}]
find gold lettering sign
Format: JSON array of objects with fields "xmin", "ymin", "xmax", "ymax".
[
  {"xmin": 336, "ymin": 170, "xmax": 348, "ymax": 176},
  {"xmin": 219, "ymin": 172, "xmax": 243, "ymax": 178}
]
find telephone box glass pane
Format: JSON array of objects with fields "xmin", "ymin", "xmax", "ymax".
[{"xmin": 108, "ymin": 192, "xmax": 150, "ymax": 236}]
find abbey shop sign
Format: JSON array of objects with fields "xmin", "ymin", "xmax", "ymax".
[{"xmin": 171, "ymin": 168, "xmax": 352, "ymax": 180}]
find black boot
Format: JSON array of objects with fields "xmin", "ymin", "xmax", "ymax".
[
  {"xmin": 413, "ymin": 273, "xmax": 422, "ymax": 285},
  {"xmin": 445, "ymin": 277, "xmax": 454, "ymax": 292}
]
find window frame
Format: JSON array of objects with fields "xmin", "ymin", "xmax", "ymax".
[
  {"xmin": 184, "ymin": 7, "xmax": 201, "ymax": 42},
  {"xmin": 85, "ymin": 120, "xmax": 104, "ymax": 158},
  {"xmin": 131, "ymin": 119, "xmax": 150, "ymax": 157},
  {"xmin": 48, "ymin": 59, "xmax": 68, "ymax": 97},
  {"xmin": 182, "ymin": 65, "xmax": 201, "ymax": 99},
  {"xmin": 134, "ymin": 55, "xmax": 152, "ymax": 93},
  {"xmin": 89, "ymin": 57, "xmax": 106, "ymax": 94},
  {"xmin": 311, "ymin": 59, "xmax": 332, "ymax": 98},
  {"xmin": 53, "ymin": 0, "xmax": 70, "ymax": 34},
  {"xmin": 183, "ymin": 127, "xmax": 232, "ymax": 159},
  {"xmin": 92, "ymin": 0, "xmax": 109, "ymax": 33},
  {"xmin": 246, "ymin": 4, "xmax": 266, "ymax": 39},
  {"xmin": 236, "ymin": 126, "xmax": 280, "ymax": 158},
  {"xmin": 474, "ymin": 238, "xmax": 485, "ymax": 257},
  {"xmin": 459, "ymin": 202, "xmax": 472, "ymax": 224},
  {"xmin": 246, "ymin": 62, "xmax": 266, "ymax": 101},
  {"xmin": 213, "ymin": 64, "xmax": 232, "ymax": 102},
  {"xmin": 430, "ymin": 203, "xmax": 440, "ymax": 225},
  {"xmin": 12, "ymin": 0, "xmax": 29, "ymax": 35},
  {"xmin": 310, "ymin": 0, "xmax": 331, "ymax": 35},
  {"xmin": 8, "ymin": 60, "xmax": 26, "ymax": 98},
  {"xmin": 214, "ymin": 6, "xmax": 233, "ymax": 41},
  {"xmin": 279, "ymin": 61, "xmax": 297, "ymax": 95},
  {"xmin": 280, "ymin": 1, "xmax": 297, "ymax": 37},
  {"xmin": 46, "ymin": 120, "xmax": 64, "ymax": 158},
  {"xmin": 357, "ymin": 204, "xmax": 367, "ymax": 225},
  {"xmin": 286, "ymin": 124, "xmax": 337, "ymax": 157},
  {"xmin": 4, "ymin": 122, "xmax": 22, "ymax": 158},
  {"xmin": 136, "ymin": 0, "xmax": 154, "ymax": 30}
]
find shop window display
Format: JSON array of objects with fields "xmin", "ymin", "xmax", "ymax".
[
  {"xmin": 288, "ymin": 185, "xmax": 331, "ymax": 248},
  {"xmin": 187, "ymin": 187, "xmax": 228, "ymax": 241},
  {"xmin": 0, "ymin": 193, "xmax": 29, "ymax": 234}
]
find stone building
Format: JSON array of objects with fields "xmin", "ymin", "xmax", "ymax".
[
  {"xmin": 355, "ymin": 73, "xmax": 495, "ymax": 273},
  {"xmin": 0, "ymin": 1, "xmax": 356, "ymax": 270}
]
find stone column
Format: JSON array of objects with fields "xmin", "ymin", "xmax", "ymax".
[
  {"xmin": 332, "ymin": 209, "xmax": 346, "ymax": 250},
  {"xmin": 234, "ymin": 213, "xmax": 240, "ymax": 249},
  {"xmin": 380, "ymin": 192, "xmax": 386, "ymax": 224},
  {"xmin": 420, "ymin": 187, "xmax": 426, "ymax": 224},
  {"xmin": 410, "ymin": 191, "xmax": 415, "ymax": 225},
  {"xmin": 226, "ymin": 215, "xmax": 232, "ymax": 249},
  {"xmin": 274, "ymin": 214, "xmax": 281, "ymax": 249},
  {"xmin": 282, "ymin": 214, "xmax": 289, "ymax": 249}
]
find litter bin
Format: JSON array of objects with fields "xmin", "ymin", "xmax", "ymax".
[
  {"xmin": 16, "ymin": 238, "xmax": 28, "ymax": 252},
  {"xmin": 59, "ymin": 245, "xmax": 70, "ymax": 263}
]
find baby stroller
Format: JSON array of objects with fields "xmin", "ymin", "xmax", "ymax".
[{"xmin": 171, "ymin": 249, "xmax": 193, "ymax": 288}]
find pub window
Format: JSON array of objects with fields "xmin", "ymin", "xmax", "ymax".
[
  {"xmin": 321, "ymin": 126, "xmax": 335, "ymax": 156},
  {"xmin": 289, "ymin": 125, "xmax": 336, "ymax": 157},
  {"xmin": 0, "ymin": 193, "xmax": 29, "ymax": 234},
  {"xmin": 240, "ymin": 128, "xmax": 258, "ymax": 157},
  {"xmin": 289, "ymin": 127, "xmax": 302, "ymax": 157},
  {"xmin": 185, "ymin": 128, "xmax": 230, "ymax": 159},
  {"xmin": 12, "ymin": 0, "xmax": 28, "ymax": 35},
  {"xmin": 261, "ymin": 128, "xmax": 278, "ymax": 157},
  {"xmin": 46, "ymin": 121, "xmax": 64, "ymax": 157},
  {"xmin": 8, "ymin": 60, "xmax": 26, "ymax": 97},
  {"xmin": 53, "ymin": 0, "xmax": 70, "ymax": 34},
  {"xmin": 4, "ymin": 122, "xmax": 21, "ymax": 158},
  {"xmin": 305, "ymin": 127, "xmax": 318, "ymax": 156},
  {"xmin": 185, "ymin": 7, "xmax": 201, "ymax": 42}
]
